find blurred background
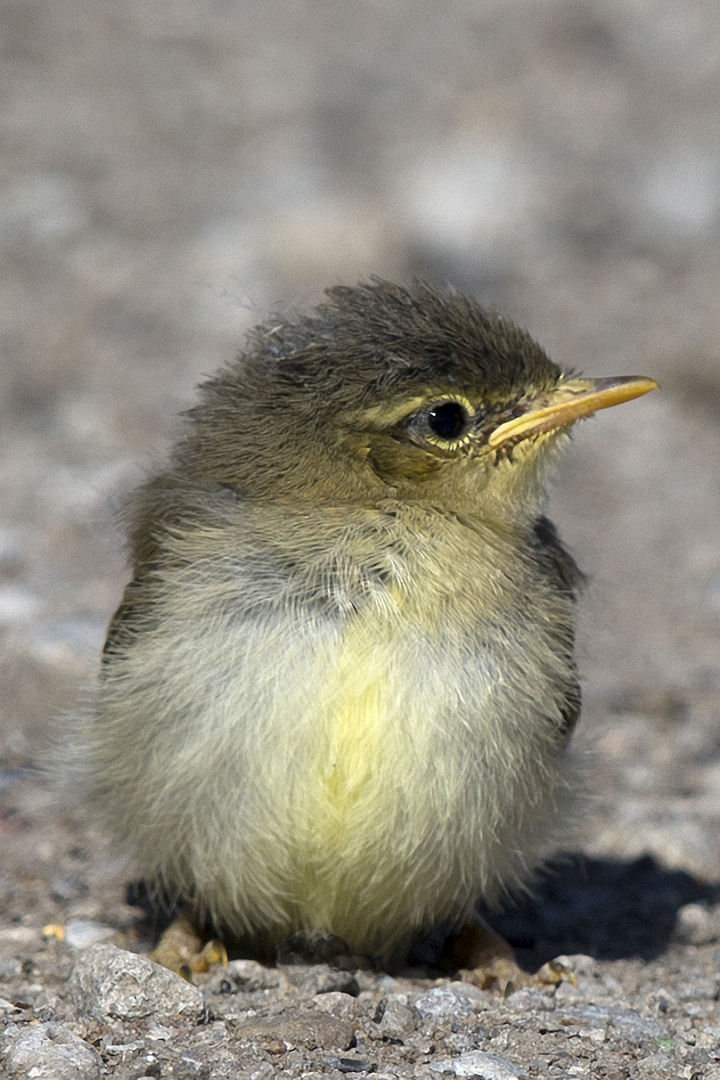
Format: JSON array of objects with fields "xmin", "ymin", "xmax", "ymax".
[{"xmin": 2, "ymin": 0, "xmax": 720, "ymax": 881}]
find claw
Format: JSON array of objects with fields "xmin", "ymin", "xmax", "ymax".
[
  {"xmin": 450, "ymin": 914, "xmax": 576, "ymax": 995},
  {"xmin": 460, "ymin": 954, "xmax": 576, "ymax": 995},
  {"xmin": 150, "ymin": 914, "xmax": 228, "ymax": 979},
  {"xmin": 537, "ymin": 958, "xmax": 577, "ymax": 987}
]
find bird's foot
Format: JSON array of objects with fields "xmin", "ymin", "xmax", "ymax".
[
  {"xmin": 459, "ymin": 955, "xmax": 576, "ymax": 996},
  {"xmin": 150, "ymin": 913, "xmax": 228, "ymax": 980},
  {"xmin": 450, "ymin": 915, "xmax": 576, "ymax": 997},
  {"xmin": 277, "ymin": 929, "xmax": 372, "ymax": 970}
]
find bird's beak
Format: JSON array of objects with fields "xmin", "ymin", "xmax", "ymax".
[{"xmin": 487, "ymin": 376, "xmax": 659, "ymax": 450}]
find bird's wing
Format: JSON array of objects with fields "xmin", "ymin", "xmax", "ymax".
[
  {"xmin": 531, "ymin": 515, "xmax": 587, "ymax": 597},
  {"xmin": 101, "ymin": 578, "xmax": 150, "ymax": 665},
  {"xmin": 531, "ymin": 515, "xmax": 584, "ymax": 737}
]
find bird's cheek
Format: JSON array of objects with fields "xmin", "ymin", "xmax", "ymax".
[{"xmin": 365, "ymin": 436, "xmax": 446, "ymax": 485}]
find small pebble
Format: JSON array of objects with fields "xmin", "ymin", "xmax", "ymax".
[
  {"xmin": 414, "ymin": 984, "xmax": 477, "ymax": 1020},
  {"xmin": 376, "ymin": 993, "xmax": 418, "ymax": 1035},
  {"xmin": 313, "ymin": 990, "xmax": 361, "ymax": 1019},
  {"xmin": 675, "ymin": 902, "xmax": 720, "ymax": 945},
  {"xmin": 64, "ymin": 918, "xmax": 117, "ymax": 949},
  {"xmin": 281, "ymin": 963, "xmax": 360, "ymax": 997},
  {"xmin": 430, "ymin": 1048, "xmax": 528, "ymax": 1078}
]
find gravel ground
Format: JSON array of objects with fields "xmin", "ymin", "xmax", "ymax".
[{"xmin": 3, "ymin": 1, "xmax": 720, "ymax": 1076}]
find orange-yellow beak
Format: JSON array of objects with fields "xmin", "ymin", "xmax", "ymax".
[{"xmin": 487, "ymin": 376, "xmax": 659, "ymax": 450}]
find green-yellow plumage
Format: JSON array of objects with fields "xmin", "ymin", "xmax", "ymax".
[{"xmin": 76, "ymin": 280, "xmax": 656, "ymax": 973}]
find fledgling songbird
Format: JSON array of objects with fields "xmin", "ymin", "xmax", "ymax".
[{"xmin": 78, "ymin": 280, "xmax": 657, "ymax": 985}]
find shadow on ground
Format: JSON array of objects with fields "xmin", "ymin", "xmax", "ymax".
[
  {"xmin": 128, "ymin": 853, "xmax": 717, "ymax": 975},
  {"xmin": 480, "ymin": 853, "xmax": 718, "ymax": 969}
]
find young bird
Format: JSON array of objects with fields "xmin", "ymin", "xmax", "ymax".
[{"xmin": 80, "ymin": 280, "xmax": 656, "ymax": 985}]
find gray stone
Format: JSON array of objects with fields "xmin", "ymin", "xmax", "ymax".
[
  {"xmin": 376, "ymin": 993, "xmax": 418, "ymax": 1036},
  {"xmin": 674, "ymin": 902, "xmax": 720, "ymax": 945},
  {"xmin": 232, "ymin": 1007, "xmax": 355, "ymax": 1051},
  {"xmin": 64, "ymin": 917, "xmax": 117, "ymax": 948},
  {"xmin": 69, "ymin": 943, "xmax": 204, "ymax": 1023},
  {"xmin": 430, "ymin": 1048, "xmax": 528, "ymax": 1078},
  {"xmin": 312, "ymin": 989, "xmax": 361, "ymax": 1019},
  {"xmin": 414, "ymin": 984, "xmax": 477, "ymax": 1021},
  {"xmin": 631, "ymin": 1052, "xmax": 684, "ymax": 1078},
  {"xmin": 553, "ymin": 1002, "xmax": 668, "ymax": 1041},
  {"xmin": 146, "ymin": 1021, "xmax": 175, "ymax": 1041},
  {"xmin": 2, "ymin": 1022, "xmax": 102, "ymax": 1079},
  {"xmin": 213, "ymin": 958, "xmax": 283, "ymax": 992},
  {"xmin": 175, "ymin": 1052, "xmax": 212, "ymax": 1079},
  {"xmin": 0, "ymin": 956, "xmax": 23, "ymax": 980},
  {"xmin": 675, "ymin": 975, "xmax": 720, "ymax": 1001},
  {"xmin": 281, "ymin": 963, "xmax": 360, "ymax": 997}
]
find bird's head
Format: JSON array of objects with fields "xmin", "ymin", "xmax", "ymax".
[{"xmin": 180, "ymin": 280, "xmax": 657, "ymax": 525}]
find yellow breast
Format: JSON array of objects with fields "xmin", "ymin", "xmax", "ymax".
[{"xmin": 288, "ymin": 588, "xmax": 477, "ymax": 947}]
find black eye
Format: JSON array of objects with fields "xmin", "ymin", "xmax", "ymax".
[{"xmin": 427, "ymin": 401, "xmax": 468, "ymax": 440}]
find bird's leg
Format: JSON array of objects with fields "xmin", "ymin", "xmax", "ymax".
[
  {"xmin": 450, "ymin": 914, "xmax": 575, "ymax": 996},
  {"xmin": 150, "ymin": 912, "xmax": 228, "ymax": 980}
]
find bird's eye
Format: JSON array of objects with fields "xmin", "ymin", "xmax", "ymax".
[{"xmin": 427, "ymin": 401, "xmax": 469, "ymax": 441}]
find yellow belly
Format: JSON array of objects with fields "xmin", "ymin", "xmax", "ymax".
[{"xmin": 285, "ymin": 604, "xmax": 476, "ymax": 953}]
